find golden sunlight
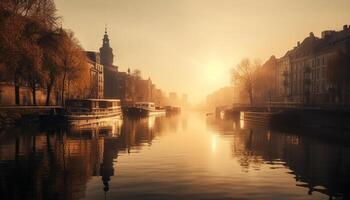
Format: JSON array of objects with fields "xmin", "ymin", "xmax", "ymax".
[
  {"xmin": 205, "ymin": 64, "xmax": 225, "ymax": 81},
  {"xmin": 211, "ymin": 134, "xmax": 217, "ymax": 154}
]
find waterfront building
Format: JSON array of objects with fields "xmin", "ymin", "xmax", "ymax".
[
  {"xmin": 254, "ymin": 56, "xmax": 278, "ymax": 103},
  {"xmin": 98, "ymin": 28, "xmax": 167, "ymax": 106},
  {"xmin": 271, "ymin": 25, "xmax": 350, "ymax": 105},
  {"xmin": 238, "ymin": 25, "xmax": 350, "ymax": 106},
  {"xmin": 99, "ymin": 28, "xmax": 120, "ymax": 99},
  {"xmin": 86, "ymin": 51, "xmax": 104, "ymax": 99}
]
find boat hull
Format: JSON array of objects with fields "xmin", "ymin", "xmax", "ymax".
[
  {"xmin": 123, "ymin": 107, "xmax": 165, "ymax": 117},
  {"xmin": 65, "ymin": 112, "xmax": 122, "ymax": 127}
]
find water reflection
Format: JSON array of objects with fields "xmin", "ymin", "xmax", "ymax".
[
  {"xmin": 0, "ymin": 113, "xmax": 349, "ymax": 200},
  {"xmin": 207, "ymin": 117, "xmax": 350, "ymax": 199}
]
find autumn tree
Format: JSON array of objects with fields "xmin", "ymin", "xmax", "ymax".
[
  {"xmin": 231, "ymin": 58, "xmax": 261, "ymax": 106},
  {"xmin": 0, "ymin": 0, "xmax": 90, "ymax": 106},
  {"xmin": 0, "ymin": 5, "xmax": 28, "ymax": 105},
  {"xmin": 59, "ymin": 31, "xmax": 90, "ymax": 106},
  {"xmin": 39, "ymin": 30, "xmax": 62, "ymax": 105},
  {"xmin": 0, "ymin": 0, "xmax": 58, "ymax": 105}
]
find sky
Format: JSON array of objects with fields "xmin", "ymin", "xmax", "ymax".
[{"xmin": 55, "ymin": 0, "xmax": 350, "ymax": 103}]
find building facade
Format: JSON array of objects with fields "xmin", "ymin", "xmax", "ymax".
[
  {"xmin": 98, "ymin": 29, "xmax": 165, "ymax": 106},
  {"xmin": 86, "ymin": 51, "xmax": 104, "ymax": 99},
  {"xmin": 99, "ymin": 28, "xmax": 120, "ymax": 99},
  {"xmin": 269, "ymin": 25, "xmax": 350, "ymax": 105}
]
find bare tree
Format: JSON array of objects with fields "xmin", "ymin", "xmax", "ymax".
[{"xmin": 231, "ymin": 58, "xmax": 261, "ymax": 106}]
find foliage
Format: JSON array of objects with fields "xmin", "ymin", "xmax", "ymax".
[{"xmin": 0, "ymin": 0, "xmax": 90, "ymax": 105}]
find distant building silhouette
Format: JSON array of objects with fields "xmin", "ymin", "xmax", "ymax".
[
  {"xmin": 99, "ymin": 28, "xmax": 114, "ymax": 66},
  {"xmin": 99, "ymin": 28, "xmax": 120, "ymax": 99}
]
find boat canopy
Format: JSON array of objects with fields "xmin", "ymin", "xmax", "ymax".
[
  {"xmin": 66, "ymin": 99, "xmax": 121, "ymax": 110},
  {"xmin": 135, "ymin": 102, "xmax": 155, "ymax": 109}
]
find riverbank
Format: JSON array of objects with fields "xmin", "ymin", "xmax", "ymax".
[
  {"xmin": 217, "ymin": 106, "xmax": 350, "ymax": 141},
  {"xmin": 0, "ymin": 106, "xmax": 60, "ymax": 129}
]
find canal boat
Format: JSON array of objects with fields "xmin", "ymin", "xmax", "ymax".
[
  {"xmin": 64, "ymin": 99, "xmax": 123, "ymax": 126},
  {"xmin": 123, "ymin": 102, "xmax": 165, "ymax": 117},
  {"xmin": 164, "ymin": 106, "xmax": 181, "ymax": 116}
]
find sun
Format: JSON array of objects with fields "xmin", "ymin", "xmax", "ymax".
[{"xmin": 205, "ymin": 65, "xmax": 223, "ymax": 81}]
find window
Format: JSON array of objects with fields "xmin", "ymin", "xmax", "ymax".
[
  {"xmin": 322, "ymin": 67, "xmax": 325, "ymax": 79},
  {"xmin": 322, "ymin": 57, "xmax": 325, "ymax": 65}
]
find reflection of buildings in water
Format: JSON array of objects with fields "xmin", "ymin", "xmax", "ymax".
[
  {"xmin": 148, "ymin": 116, "xmax": 156, "ymax": 129},
  {"xmin": 207, "ymin": 118, "xmax": 350, "ymax": 199},
  {"xmin": 283, "ymin": 136, "xmax": 350, "ymax": 199},
  {"xmin": 69, "ymin": 118, "xmax": 123, "ymax": 138},
  {"xmin": 0, "ymin": 115, "xmax": 180, "ymax": 199},
  {"xmin": 0, "ymin": 122, "xmax": 119, "ymax": 200},
  {"xmin": 206, "ymin": 115, "xmax": 239, "ymax": 135},
  {"xmin": 181, "ymin": 115, "xmax": 188, "ymax": 131},
  {"xmin": 98, "ymin": 115, "xmax": 168, "ymax": 195},
  {"xmin": 239, "ymin": 112, "xmax": 244, "ymax": 129},
  {"xmin": 0, "ymin": 121, "xmax": 119, "ymax": 199},
  {"xmin": 100, "ymin": 136, "xmax": 121, "ymax": 194},
  {"xmin": 235, "ymin": 127, "xmax": 350, "ymax": 198}
]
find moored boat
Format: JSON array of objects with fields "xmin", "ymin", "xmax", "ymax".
[
  {"xmin": 164, "ymin": 106, "xmax": 181, "ymax": 116},
  {"xmin": 124, "ymin": 102, "xmax": 165, "ymax": 117},
  {"xmin": 63, "ymin": 99, "xmax": 122, "ymax": 126}
]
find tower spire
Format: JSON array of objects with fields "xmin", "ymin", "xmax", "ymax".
[
  {"xmin": 100, "ymin": 26, "xmax": 114, "ymax": 66},
  {"xmin": 102, "ymin": 25, "xmax": 110, "ymax": 47}
]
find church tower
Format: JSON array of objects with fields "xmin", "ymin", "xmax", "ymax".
[{"xmin": 99, "ymin": 27, "xmax": 114, "ymax": 66}]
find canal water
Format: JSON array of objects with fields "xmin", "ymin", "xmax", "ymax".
[{"xmin": 0, "ymin": 113, "xmax": 349, "ymax": 200}]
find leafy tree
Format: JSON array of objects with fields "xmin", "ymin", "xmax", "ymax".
[
  {"xmin": 0, "ymin": 0, "xmax": 90, "ymax": 106},
  {"xmin": 39, "ymin": 30, "xmax": 62, "ymax": 105},
  {"xmin": 59, "ymin": 31, "xmax": 90, "ymax": 105},
  {"xmin": 0, "ymin": 0, "xmax": 58, "ymax": 105}
]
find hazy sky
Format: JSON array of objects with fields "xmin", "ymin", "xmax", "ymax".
[{"xmin": 55, "ymin": 0, "xmax": 350, "ymax": 103}]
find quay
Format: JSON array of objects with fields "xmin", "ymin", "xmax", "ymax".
[
  {"xmin": 0, "ymin": 106, "xmax": 62, "ymax": 129},
  {"xmin": 217, "ymin": 103, "xmax": 350, "ymax": 131}
]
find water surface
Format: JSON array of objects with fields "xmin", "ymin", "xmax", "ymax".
[{"xmin": 0, "ymin": 113, "xmax": 349, "ymax": 200}]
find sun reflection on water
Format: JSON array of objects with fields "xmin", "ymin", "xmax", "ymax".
[{"xmin": 211, "ymin": 134, "xmax": 217, "ymax": 154}]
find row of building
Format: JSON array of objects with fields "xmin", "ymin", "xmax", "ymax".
[
  {"xmin": 86, "ymin": 28, "xmax": 188, "ymax": 107},
  {"xmin": 207, "ymin": 25, "xmax": 350, "ymax": 108},
  {"xmin": 256, "ymin": 25, "xmax": 350, "ymax": 105}
]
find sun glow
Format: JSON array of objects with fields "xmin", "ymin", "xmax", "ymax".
[{"xmin": 205, "ymin": 64, "xmax": 225, "ymax": 81}]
